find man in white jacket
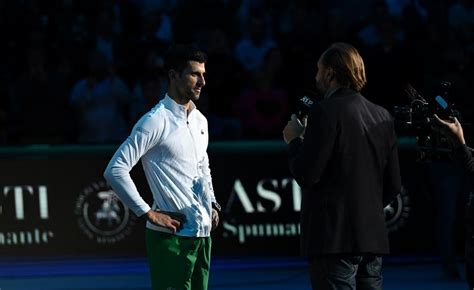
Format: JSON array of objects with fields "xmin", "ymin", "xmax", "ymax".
[{"xmin": 104, "ymin": 44, "xmax": 220, "ymax": 290}]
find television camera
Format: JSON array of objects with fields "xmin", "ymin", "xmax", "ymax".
[{"xmin": 393, "ymin": 81, "xmax": 461, "ymax": 162}]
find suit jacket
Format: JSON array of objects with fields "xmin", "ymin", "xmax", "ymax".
[
  {"xmin": 453, "ymin": 144, "xmax": 474, "ymax": 225},
  {"xmin": 288, "ymin": 88, "xmax": 401, "ymax": 256},
  {"xmin": 454, "ymin": 144, "xmax": 474, "ymax": 179}
]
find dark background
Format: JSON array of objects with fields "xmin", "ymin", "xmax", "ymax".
[
  {"xmin": 0, "ymin": 0, "xmax": 473, "ymax": 144},
  {"xmin": 0, "ymin": 0, "xmax": 471, "ymax": 265}
]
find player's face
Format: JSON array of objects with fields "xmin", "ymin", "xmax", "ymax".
[{"xmin": 175, "ymin": 61, "xmax": 206, "ymax": 102}]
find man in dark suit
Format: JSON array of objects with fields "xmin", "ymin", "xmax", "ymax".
[{"xmin": 283, "ymin": 42, "xmax": 401, "ymax": 290}]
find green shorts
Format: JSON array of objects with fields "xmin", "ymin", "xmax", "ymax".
[{"xmin": 145, "ymin": 229, "xmax": 212, "ymax": 290}]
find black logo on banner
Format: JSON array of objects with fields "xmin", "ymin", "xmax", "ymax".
[{"xmin": 75, "ymin": 181, "xmax": 136, "ymax": 244}]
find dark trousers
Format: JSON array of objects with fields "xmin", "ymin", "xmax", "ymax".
[
  {"xmin": 309, "ymin": 255, "xmax": 383, "ymax": 290},
  {"xmin": 466, "ymin": 225, "xmax": 474, "ymax": 289},
  {"xmin": 427, "ymin": 161, "xmax": 467, "ymax": 272}
]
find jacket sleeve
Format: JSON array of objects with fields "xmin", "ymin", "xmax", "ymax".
[
  {"xmin": 288, "ymin": 104, "xmax": 337, "ymax": 188},
  {"xmin": 202, "ymin": 152, "xmax": 217, "ymax": 204},
  {"xmin": 103, "ymin": 116, "xmax": 162, "ymax": 216},
  {"xmin": 199, "ymin": 116, "xmax": 216, "ymax": 204},
  {"xmin": 383, "ymin": 125, "xmax": 402, "ymax": 206}
]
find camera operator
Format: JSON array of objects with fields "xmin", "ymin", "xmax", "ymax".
[
  {"xmin": 398, "ymin": 82, "xmax": 468, "ymax": 279},
  {"xmin": 434, "ymin": 114, "xmax": 474, "ymax": 288}
]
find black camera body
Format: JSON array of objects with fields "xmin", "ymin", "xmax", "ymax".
[{"xmin": 393, "ymin": 82, "xmax": 461, "ymax": 162}]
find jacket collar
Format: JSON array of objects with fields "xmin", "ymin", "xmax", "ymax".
[
  {"xmin": 325, "ymin": 87, "xmax": 357, "ymax": 99},
  {"xmin": 324, "ymin": 86, "xmax": 344, "ymax": 99},
  {"xmin": 162, "ymin": 94, "xmax": 196, "ymax": 120}
]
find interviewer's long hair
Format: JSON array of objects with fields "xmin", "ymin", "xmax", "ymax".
[{"xmin": 320, "ymin": 43, "xmax": 367, "ymax": 92}]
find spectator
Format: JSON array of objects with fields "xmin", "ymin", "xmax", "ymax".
[
  {"xmin": 8, "ymin": 47, "xmax": 69, "ymax": 143},
  {"xmin": 448, "ymin": 0, "xmax": 474, "ymax": 44},
  {"xmin": 130, "ymin": 49, "xmax": 168, "ymax": 124},
  {"xmin": 202, "ymin": 27, "xmax": 244, "ymax": 140},
  {"xmin": 234, "ymin": 47, "xmax": 289, "ymax": 138},
  {"xmin": 234, "ymin": 10, "xmax": 277, "ymax": 74},
  {"xmin": 69, "ymin": 50, "xmax": 130, "ymax": 143}
]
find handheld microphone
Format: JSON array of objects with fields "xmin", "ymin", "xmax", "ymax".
[{"xmin": 297, "ymin": 96, "xmax": 314, "ymax": 120}]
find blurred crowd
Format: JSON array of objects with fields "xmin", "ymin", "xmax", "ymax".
[{"xmin": 0, "ymin": 0, "xmax": 473, "ymax": 144}]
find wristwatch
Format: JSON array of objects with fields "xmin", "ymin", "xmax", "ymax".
[{"xmin": 212, "ymin": 202, "xmax": 221, "ymax": 212}]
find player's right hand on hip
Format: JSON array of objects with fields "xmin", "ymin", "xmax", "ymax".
[{"xmin": 146, "ymin": 210, "xmax": 186, "ymax": 234}]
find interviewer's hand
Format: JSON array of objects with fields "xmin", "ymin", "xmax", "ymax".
[
  {"xmin": 433, "ymin": 114, "xmax": 465, "ymax": 145},
  {"xmin": 283, "ymin": 114, "xmax": 307, "ymax": 144},
  {"xmin": 146, "ymin": 210, "xmax": 185, "ymax": 234}
]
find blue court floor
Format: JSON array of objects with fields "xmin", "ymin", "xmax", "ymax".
[{"xmin": 0, "ymin": 256, "xmax": 468, "ymax": 290}]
